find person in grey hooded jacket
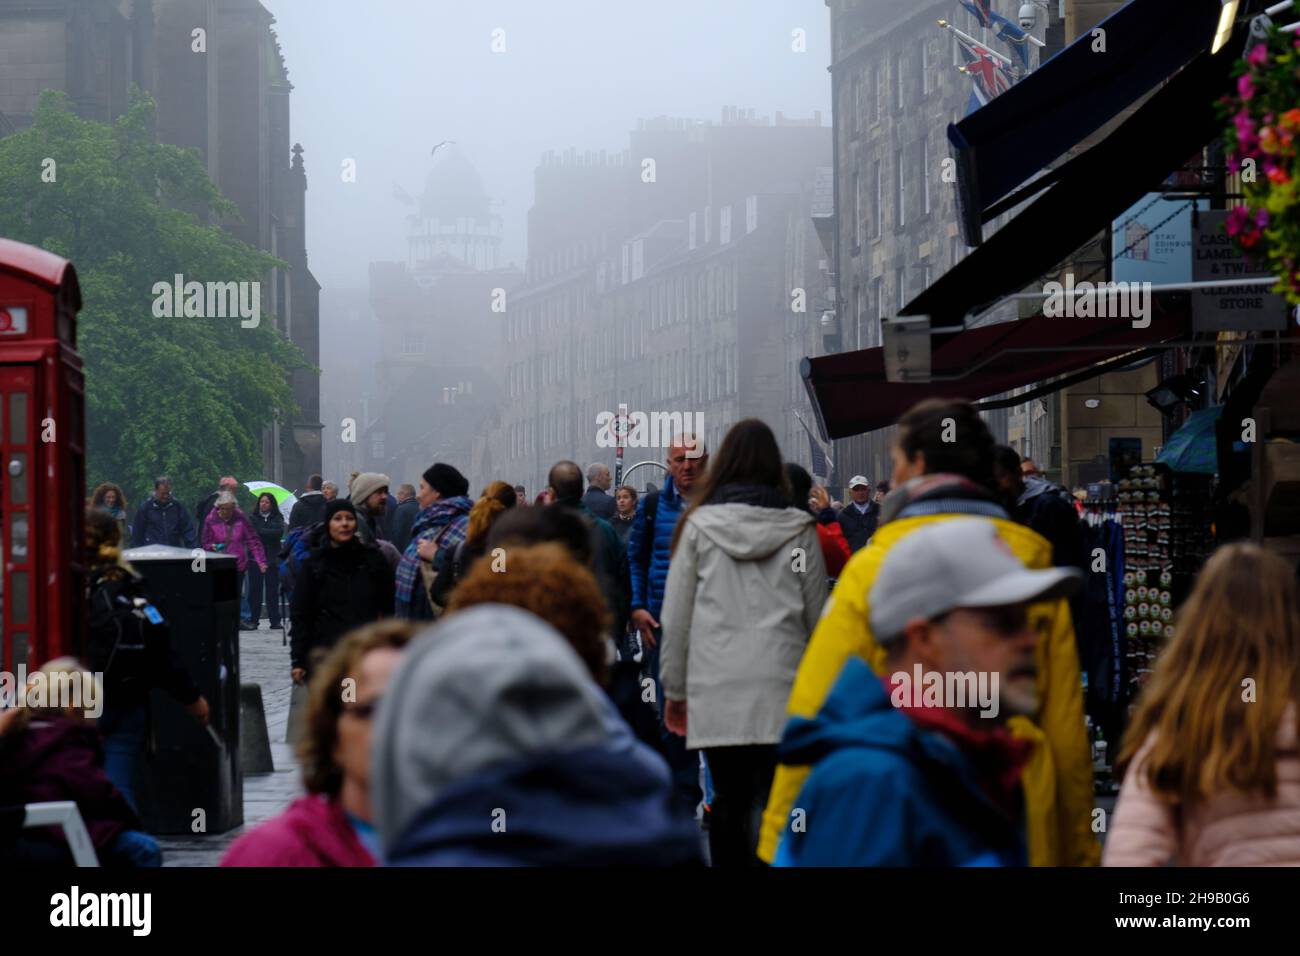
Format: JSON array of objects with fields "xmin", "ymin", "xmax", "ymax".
[
  {"xmin": 659, "ymin": 419, "xmax": 827, "ymax": 867},
  {"xmin": 371, "ymin": 604, "xmax": 702, "ymax": 866}
]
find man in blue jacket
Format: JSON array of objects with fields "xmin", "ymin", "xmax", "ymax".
[
  {"xmin": 130, "ymin": 476, "xmax": 197, "ymax": 549},
  {"xmin": 626, "ymin": 434, "xmax": 707, "ymax": 812},
  {"xmin": 774, "ymin": 519, "xmax": 1081, "ymax": 866}
]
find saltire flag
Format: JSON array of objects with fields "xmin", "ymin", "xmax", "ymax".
[
  {"xmin": 959, "ymin": 0, "xmax": 993, "ymax": 28},
  {"xmin": 989, "ymin": 11, "xmax": 1033, "ymax": 70}
]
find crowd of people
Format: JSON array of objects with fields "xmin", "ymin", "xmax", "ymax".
[{"xmin": 5, "ymin": 395, "xmax": 1300, "ymax": 868}]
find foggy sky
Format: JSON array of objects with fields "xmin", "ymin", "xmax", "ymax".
[{"xmin": 263, "ymin": 0, "xmax": 832, "ymax": 288}]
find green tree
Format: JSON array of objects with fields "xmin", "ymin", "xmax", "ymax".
[{"xmin": 0, "ymin": 89, "xmax": 305, "ymax": 508}]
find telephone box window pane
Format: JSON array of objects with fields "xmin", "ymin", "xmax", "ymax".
[
  {"xmin": 11, "ymin": 515, "xmax": 27, "ymax": 561},
  {"xmin": 13, "ymin": 632, "xmax": 27, "ymax": 670},
  {"xmin": 9, "ymin": 392, "xmax": 26, "ymax": 443},
  {"xmin": 9, "ymin": 454, "xmax": 26, "ymax": 504},
  {"xmin": 11, "ymin": 571, "xmax": 27, "ymax": 625}
]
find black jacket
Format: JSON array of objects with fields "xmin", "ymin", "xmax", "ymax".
[
  {"xmin": 389, "ymin": 497, "xmax": 420, "ymax": 553},
  {"xmin": 249, "ymin": 508, "xmax": 285, "ymax": 559},
  {"xmin": 196, "ymin": 490, "xmax": 220, "ymax": 529},
  {"xmin": 86, "ymin": 567, "xmax": 201, "ymax": 713},
  {"xmin": 582, "ymin": 486, "xmax": 617, "ymax": 521},
  {"xmin": 289, "ymin": 491, "xmax": 327, "ymax": 530},
  {"xmin": 557, "ymin": 498, "xmax": 631, "ymax": 638},
  {"xmin": 1013, "ymin": 479, "xmax": 1086, "ymax": 572},
  {"xmin": 837, "ymin": 500, "xmax": 880, "ymax": 552},
  {"xmin": 290, "ymin": 538, "xmax": 395, "ymax": 671}
]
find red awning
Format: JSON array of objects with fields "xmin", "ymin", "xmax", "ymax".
[{"xmin": 804, "ymin": 299, "xmax": 1191, "ymax": 440}]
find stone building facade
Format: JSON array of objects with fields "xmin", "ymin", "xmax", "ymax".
[
  {"xmin": 0, "ymin": 0, "xmax": 322, "ymax": 490},
  {"xmin": 363, "ymin": 149, "xmax": 522, "ymax": 490},
  {"xmin": 493, "ymin": 111, "xmax": 832, "ymax": 497}
]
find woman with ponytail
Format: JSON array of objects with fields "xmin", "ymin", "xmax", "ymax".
[
  {"xmin": 85, "ymin": 507, "xmax": 209, "ymax": 811},
  {"xmin": 429, "ymin": 480, "xmax": 518, "ymax": 607}
]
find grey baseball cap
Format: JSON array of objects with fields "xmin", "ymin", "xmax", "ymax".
[{"xmin": 869, "ymin": 519, "xmax": 1083, "ymax": 643}]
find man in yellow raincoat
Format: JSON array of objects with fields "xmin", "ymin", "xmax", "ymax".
[{"xmin": 759, "ymin": 400, "xmax": 1099, "ymax": 866}]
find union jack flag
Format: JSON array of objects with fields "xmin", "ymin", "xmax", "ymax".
[{"xmin": 957, "ymin": 38, "xmax": 1011, "ymax": 106}]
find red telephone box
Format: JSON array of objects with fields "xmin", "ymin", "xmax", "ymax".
[{"xmin": 0, "ymin": 238, "xmax": 85, "ymax": 672}]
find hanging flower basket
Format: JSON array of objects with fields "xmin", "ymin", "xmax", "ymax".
[{"xmin": 1221, "ymin": 25, "xmax": 1300, "ymax": 305}]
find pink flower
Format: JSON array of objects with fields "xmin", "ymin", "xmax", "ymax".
[
  {"xmin": 1239, "ymin": 74, "xmax": 1256, "ymax": 100},
  {"xmin": 1256, "ymin": 208, "xmax": 1270, "ymax": 229},
  {"xmin": 1247, "ymin": 43, "xmax": 1269, "ymax": 67},
  {"xmin": 1226, "ymin": 206, "xmax": 1250, "ymax": 236}
]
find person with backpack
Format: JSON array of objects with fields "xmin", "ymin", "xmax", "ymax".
[
  {"xmin": 85, "ymin": 507, "xmax": 209, "ymax": 812},
  {"xmin": 290, "ymin": 499, "xmax": 395, "ymax": 685},
  {"xmin": 626, "ymin": 434, "xmax": 709, "ymax": 814},
  {"xmin": 130, "ymin": 475, "xmax": 196, "ymax": 549}
]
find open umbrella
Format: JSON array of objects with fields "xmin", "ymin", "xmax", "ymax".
[
  {"xmin": 244, "ymin": 481, "xmax": 298, "ymax": 522},
  {"xmin": 1155, "ymin": 406, "xmax": 1223, "ymax": 475}
]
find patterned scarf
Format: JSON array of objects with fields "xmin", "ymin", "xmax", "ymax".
[{"xmin": 394, "ymin": 496, "xmax": 472, "ymax": 603}]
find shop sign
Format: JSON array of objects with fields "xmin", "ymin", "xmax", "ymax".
[{"xmin": 1193, "ymin": 211, "xmax": 1289, "ymax": 332}]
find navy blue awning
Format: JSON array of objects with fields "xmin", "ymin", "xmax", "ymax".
[
  {"xmin": 951, "ymin": 0, "xmax": 1224, "ymax": 246},
  {"xmin": 904, "ymin": 38, "xmax": 1237, "ymax": 331}
]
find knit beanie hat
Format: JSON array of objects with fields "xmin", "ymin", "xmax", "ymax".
[{"xmin": 422, "ymin": 463, "xmax": 469, "ymax": 499}]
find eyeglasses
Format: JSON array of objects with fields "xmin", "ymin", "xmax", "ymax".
[
  {"xmin": 342, "ymin": 699, "xmax": 381, "ymax": 721},
  {"xmin": 934, "ymin": 606, "xmax": 1030, "ymax": 636}
]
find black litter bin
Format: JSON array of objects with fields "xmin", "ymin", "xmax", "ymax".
[{"xmin": 123, "ymin": 545, "xmax": 242, "ymax": 835}]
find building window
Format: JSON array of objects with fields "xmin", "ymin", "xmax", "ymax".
[
  {"xmin": 853, "ymin": 172, "xmax": 863, "ymax": 249},
  {"xmin": 951, "ymin": 236, "xmax": 965, "ymax": 268},
  {"xmin": 856, "ymin": 287, "xmax": 868, "ymax": 350},
  {"xmin": 922, "ymin": 137, "xmax": 931, "ymax": 215},
  {"xmin": 896, "ymin": 150, "xmax": 906, "ymax": 229},
  {"xmin": 873, "ymin": 276, "xmax": 884, "ymax": 328},
  {"xmin": 872, "ymin": 158, "xmax": 882, "ymax": 238},
  {"xmin": 401, "ymin": 331, "xmax": 424, "ymax": 355},
  {"xmin": 851, "ymin": 75, "xmax": 862, "ymax": 136},
  {"xmin": 894, "ymin": 53, "xmax": 905, "ymax": 111},
  {"xmin": 874, "ymin": 63, "xmax": 884, "ymax": 122},
  {"xmin": 897, "ymin": 267, "xmax": 907, "ymax": 311},
  {"xmin": 921, "ymin": 39, "xmax": 930, "ymax": 96}
]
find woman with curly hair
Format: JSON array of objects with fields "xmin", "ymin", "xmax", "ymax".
[
  {"xmin": 447, "ymin": 541, "xmax": 612, "ymax": 684},
  {"xmin": 90, "ymin": 481, "xmax": 130, "ymax": 544},
  {"xmin": 222, "ymin": 619, "xmax": 418, "ymax": 866}
]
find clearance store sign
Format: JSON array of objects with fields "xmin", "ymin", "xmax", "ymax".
[{"xmin": 1193, "ymin": 210, "xmax": 1289, "ymax": 332}]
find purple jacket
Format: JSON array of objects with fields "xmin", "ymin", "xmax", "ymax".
[
  {"xmin": 201, "ymin": 507, "xmax": 268, "ymax": 573},
  {"xmin": 0, "ymin": 716, "xmax": 140, "ymax": 852}
]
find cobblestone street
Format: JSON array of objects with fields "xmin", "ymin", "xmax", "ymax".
[{"xmin": 156, "ymin": 624, "xmax": 301, "ymax": 867}]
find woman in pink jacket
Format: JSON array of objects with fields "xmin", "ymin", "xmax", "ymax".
[
  {"xmin": 222, "ymin": 619, "xmax": 415, "ymax": 866},
  {"xmin": 1104, "ymin": 543, "xmax": 1300, "ymax": 866},
  {"xmin": 202, "ymin": 492, "xmax": 267, "ymax": 630}
]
